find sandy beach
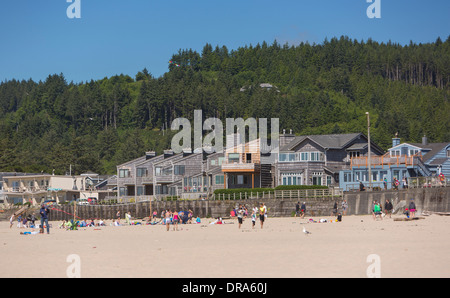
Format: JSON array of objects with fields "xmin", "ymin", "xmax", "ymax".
[{"xmin": 1, "ymin": 214, "xmax": 450, "ymax": 278}]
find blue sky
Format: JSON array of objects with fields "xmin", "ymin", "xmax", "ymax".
[{"xmin": 0, "ymin": 0, "xmax": 449, "ymax": 83}]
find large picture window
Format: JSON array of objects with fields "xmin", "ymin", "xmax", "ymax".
[{"xmin": 228, "ymin": 153, "xmax": 240, "ymax": 163}]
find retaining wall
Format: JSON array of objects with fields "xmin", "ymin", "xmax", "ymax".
[{"xmin": 13, "ymin": 187, "xmax": 450, "ymax": 221}]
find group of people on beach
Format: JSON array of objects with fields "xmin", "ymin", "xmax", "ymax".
[
  {"xmin": 59, "ymin": 218, "xmax": 106, "ymax": 230},
  {"xmin": 11, "ymin": 204, "xmax": 52, "ymax": 235},
  {"xmin": 371, "ymin": 198, "xmax": 416, "ymax": 220},
  {"xmin": 235, "ymin": 203, "xmax": 267, "ymax": 229}
]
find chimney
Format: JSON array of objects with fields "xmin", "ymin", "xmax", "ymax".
[
  {"xmin": 422, "ymin": 135, "xmax": 428, "ymax": 146},
  {"xmin": 392, "ymin": 136, "xmax": 400, "ymax": 147},
  {"xmin": 163, "ymin": 149, "xmax": 174, "ymax": 158},
  {"xmin": 279, "ymin": 129, "xmax": 295, "ymax": 148},
  {"xmin": 145, "ymin": 151, "xmax": 156, "ymax": 160},
  {"xmin": 182, "ymin": 148, "xmax": 193, "ymax": 157}
]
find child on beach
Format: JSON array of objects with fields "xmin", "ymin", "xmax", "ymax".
[
  {"xmin": 251, "ymin": 210, "xmax": 256, "ymax": 229},
  {"xmin": 403, "ymin": 208, "xmax": 410, "ymax": 218}
]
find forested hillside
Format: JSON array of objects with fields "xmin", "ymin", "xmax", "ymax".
[{"xmin": 0, "ymin": 36, "xmax": 449, "ymax": 175}]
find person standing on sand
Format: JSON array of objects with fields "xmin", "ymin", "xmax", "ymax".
[
  {"xmin": 9, "ymin": 214, "xmax": 15, "ymax": 229},
  {"xmin": 39, "ymin": 204, "xmax": 50, "ymax": 234},
  {"xmin": 341, "ymin": 200, "xmax": 348, "ymax": 216},
  {"xmin": 384, "ymin": 199, "xmax": 393, "ymax": 218},
  {"xmin": 373, "ymin": 201, "xmax": 382, "ymax": 220},
  {"xmin": 300, "ymin": 202, "xmax": 306, "ymax": 219},
  {"xmin": 173, "ymin": 210, "xmax": 179, "ymax": 231},
  {"xmin": 409, "ymin": 199, "xmax": 416, "ymax": 218},
  {"xmin": 251, "ymin": 209, "xmax": 256, "ymax": 229},
  {"xmin": 164, "ymin": 210, "xmax": 172, "ymax": 231},
  {"xmin": 295, "ymin": 202, "xmax": 300, "ymax": 217},
  {"xmin": 259, "ymin": 203, "xmax": 266, "ymax": 229},
  {"xmin": 237, "ymin": 205, "xmax": 244, "ymax": 229}
]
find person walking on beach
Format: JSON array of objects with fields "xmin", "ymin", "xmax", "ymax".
[
  {"xmin": 384, "ymin": 199, "xmax": 393, "ymax": 218},
  {"xmin": 116, "ymin": 210, "xmax": 121, "ymax": 225},
  {"xmin": 341, "ymin": 200, "xmax": 348, "ymax": 216},
  {"xmin": 164, "ymin": 210, "xmax": 172, "ymax": 231},
  {"xmin": 259, "ymin": 203, "xmax": 266, "ymax": 229},
  {"xmin": 251, "ymin": 209, "xmax": 256, "ymax": 229},
  {"xmin": 237, "ymin": 205, "xmax": 244, "ymax": 229},
  {"xmin": 40, "ymin": 204, "xmax": 50, "ymax": 234},
  {"xmin": 373, "ymin": 201, "xmax": 382, "ymax": 220},
  {"xmin": 295, "ymin": 202, "xmax": 300, "ymax": 217},
  {"xmin": 300, "ymin": 202, "xmax": 306, "ymax": 218},
  {"xmin": 9, "ymin": 214, "xmax": 15, "ymax": 229}
]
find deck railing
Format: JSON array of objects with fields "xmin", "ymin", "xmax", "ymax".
[
  {"xmin": 350, "ymin": 153, "xmax": 422, "ymax": 168},
  {"xmin": 212, "ymin": 188, "xmax": 342, "ymax": 200}
]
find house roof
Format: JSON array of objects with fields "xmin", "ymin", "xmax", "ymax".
[
  {"xmin": 428, "ymin": 158, "xmax": 448, "ymax": 166},
  {"xmin": 280, "ymin": 133, "xmax": 384, "ymax": 153},
  {"xmin": 407, "ymin": 142, "xmax": 449, "ymax": 162}
]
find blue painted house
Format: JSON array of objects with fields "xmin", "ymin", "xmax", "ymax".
[{"xmin": 339, "ymin": 136, "xmax": 450, "ymax": 191}]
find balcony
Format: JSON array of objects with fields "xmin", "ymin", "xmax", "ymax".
[
  {"xmin": 350, "ymin": 154, "xmax": 422, "ymax": 168},
  {"xmin": 154, "ymin": 175, "xmax": 176, "ymax": 183},
  {"xmin": 221, "ymin": 160, "xmax": 261, "ymax": 172}
]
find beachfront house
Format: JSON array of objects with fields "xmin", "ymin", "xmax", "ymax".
[
  {"xmin": 276, "ymin": 132, "xmax": 385, "ymax": 188},
  {"xmin": 221, "ymin": 135, "xmax": 273, "ymax": 189},
  {"xmin": 116, "ymin": 148, "xmax": 220, "ymax": 201},
  {"xmin": 338, "ymin": 136, "xmax": 450, "ymax": 190},
  {"xmin": 1, "ymin": 173, "xmax": 102, "ymax": 206}
]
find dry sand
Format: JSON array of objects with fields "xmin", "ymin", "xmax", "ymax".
[{"xmin": 1, "ymin": 214, "xmax": 450, "ymax": 278}]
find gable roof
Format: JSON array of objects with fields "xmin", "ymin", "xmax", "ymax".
[
  {"xmin": 280, "ymin": 133, "xmax": 383, "ymax": 153},
  {"xmin": 408, "ymin": 142, "xmax": 450, "ymax": 162}
]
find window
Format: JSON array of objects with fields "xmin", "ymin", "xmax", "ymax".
[
  {"xmin": 232, "ymin": 175, "xmax": 248, "ymax": 185},
  {"xmin": 393, "ymin": 170, "xmax": 399, "ymax": 179},
  {"xmin": 372, "ymin": 171, "xmax": 378, "ymax": 182},
  {"xmin": 279, "ymin": 153, "xmax": 288, "ymax": 162},
  {"xmin": 349, "ymin": 151, "xmax": 360, "ymax": 158},
  {"xmin": 228, "ymin": 153, "xmax": 240, "ymax": 163},
  {"xmin": 210, "ymin": 159, "xmax": 216, "ymax": 166},
  {"xmin": 390, "ymin": 150, "xmax": 400, "ymax": 156},
  {"xmin": 119, "ymin": 169, "xmax": 130, "ymax": 178},
  {"xmin": 162, "ymin": 167, "xmax": 172, "ymax": 175},
  {"xmin": 343, "ymin": 172, "xmax": 352, "ymax": 182},
  {"xmin": 119, "ymin": 187, "xmax": 126, "ymax": 196},
  {"xmin": 215, "ymin": 175, "xmax": 223, "ymax": 185},
  {"xmin": 312, "ymin": 176, "xmax": 322, "ymax": 185},
  {"xmin": 155, "ymin": 167, "xmax": 161, "ymax": 176},
  {"xmin": 447, "ymin": 149, "xmax": 450, "ymax": 158},
  {"xmin": 137, "ymin": 168, "xmax": 147, "ymax": 177},
  {"xmin": 218, "ymin": 157, "xmax": 224, "ymax": 165},
  {"xmin": 288, "ymin": 153, "xmax": 297, "ymax": 162},
  {"xmin": 137, "ymin": 186, "xmax": 144, "ymax": 196},
  {"xmin": 301, "ymin": 152, "xmax": 309, "ymax": 161},
  {"xmin": 281, "ymin": 172, "xmax": 302, "ymax": 185},
  {"xmin": 409, "ymin": 149, "xmax": 419, "ymax": 156},
  {"xmin": 215, "ymin": 175, "xmax": 224, "ymax": 185},
  {"xmin": 174, "ymin": 165, "xmax": 185, "ymax": 175}
]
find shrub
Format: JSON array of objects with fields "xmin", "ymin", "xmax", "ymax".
[
  {"xmin": 214, "ymin": 188, "xmax": 274, "ymax": 195},
  {"xmin": 274, "ymin": 185, "xmax": 328, "ymax": 190}
]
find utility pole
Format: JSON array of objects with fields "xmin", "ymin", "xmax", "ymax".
[{"xmin": 366, "ymin": 112, "xmax": 372, "ymax": 191}]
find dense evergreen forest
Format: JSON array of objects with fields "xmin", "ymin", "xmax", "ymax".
[{"xmin": 0, "ymin": 36, "xmax": 449, "ymax": 175}]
